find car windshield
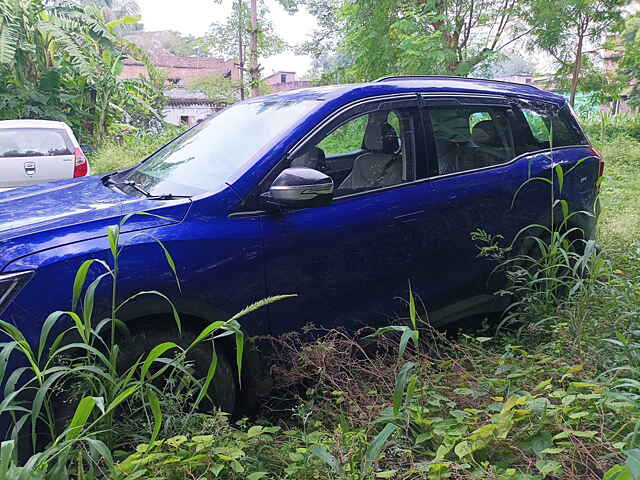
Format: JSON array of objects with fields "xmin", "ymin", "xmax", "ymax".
[{"xmin": 122, "ymin": 98, "xmax": 320, "ymax": 196}]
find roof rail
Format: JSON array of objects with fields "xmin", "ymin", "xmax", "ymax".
[{"xmin": 373, "ymin": 75, "xmax": 541, "ymax": 91}]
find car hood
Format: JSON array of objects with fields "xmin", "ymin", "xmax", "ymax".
[{"xmin": 0, "ymin": 176, "xmax": 191, "ymax": 270}]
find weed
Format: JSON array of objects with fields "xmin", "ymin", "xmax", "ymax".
[{"xmin": 0, "ymin": 215, "xmax": 289, "ymax": 475}]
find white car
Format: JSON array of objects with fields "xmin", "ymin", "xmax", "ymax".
[{"xmin": 0, "ymin": 119, "xmax": 90, "ymax": 192}]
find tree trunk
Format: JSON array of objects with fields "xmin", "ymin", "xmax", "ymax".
[
  {"xmin": 570, "ymin": 25, "xmax": 585, "ymax": 107},
  {"xmin": 249, "ymin": 0, "xmax": 259, "ymax": 97},
  {"xmin": 237, "ymin": 0, "xmax": 245, "ymax": 100}
]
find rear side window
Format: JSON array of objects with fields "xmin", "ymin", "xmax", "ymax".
[
  {"xmin": 0, "ymin": 128, "xmax": 73, "ymax": 158},
  {"xmin": 515, "ymin": 101, "xmax": 588, "ymax": 155},
  {"xmin": 427, "ymin": 106, "xmax": 515, "ymax": 175}
]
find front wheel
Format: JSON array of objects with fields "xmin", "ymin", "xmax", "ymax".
[{"xmin": 117, "ymin": 329, "xmax": 239, "ymax": 415}]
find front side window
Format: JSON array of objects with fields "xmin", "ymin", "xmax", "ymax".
[
  {"xmin": 290, "ymin": 108, "xmax": 417, "ymax": 196},
  {"xmin": 124, "ymin": 98, "xmax": 320, "ymax": 196},
  {"xmin": 427, "ymin": 107, "xmax": 514, "ymax": 175},
  {"xmin": 0, "ymin": 129, "xmax": 73, "ymax": 158}
]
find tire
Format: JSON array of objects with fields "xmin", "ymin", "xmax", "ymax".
[
  {"xmin": 116, "ymin": 329, "xmax": 238, "ymax": 415},
  {"xmin": 49, "ymin": 328, "xmax": 239, "ymax": 443}
]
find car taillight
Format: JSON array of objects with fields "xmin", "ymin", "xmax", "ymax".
[
  {"xmin": 73, "ymin": 147, "xmax": 88, "ymax": 177},
  {"xmin": 588, "ymin": 146, "xmax": 604, "ymax": 177}
]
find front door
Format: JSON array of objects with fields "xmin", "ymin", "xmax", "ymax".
[{"xmin": 261, "ymin": 98, "xmax": 431, "ymax": 334}]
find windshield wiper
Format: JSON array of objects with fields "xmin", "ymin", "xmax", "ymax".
[{"xmin": 103, "ymin": 175, "xmax": 190, "ymax": 201}]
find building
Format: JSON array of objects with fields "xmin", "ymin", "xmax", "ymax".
[
  {"xmin": 491, "ymin": 73, "xmax": 536, "ymax": 86},
  {"xmin": 121, "ymin": 32, "xmax": 241, "ymax": 126},
  {"xmin": 264, "ymin": 71, "xmax": 312, "ymax": 92},
  {"xmin": 121, "ymin": 33, "xmax": 313, "ymax": 125},
  {"xmin": 122, "ymin": 53, "xmax": 240, "ymax": 127},
  {"xmin": 162, "ymin": 88, "xmax": 226, "ymax": 127}
]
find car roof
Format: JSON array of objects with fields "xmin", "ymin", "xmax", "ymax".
[
  {"xmin": 0, "ymin": 119, "xmax": 71, "ymax": 130},
  {"xmin": 256, "ymin": 76, "xmax": 566, "ymax": 106}
]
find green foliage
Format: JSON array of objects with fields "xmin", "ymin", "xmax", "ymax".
[
  {"xmin": 0, "ymin": 0, "xmax": 164, "ymax": 143},
  {"xmin": 581, "ymin": 112, "xmax": 640, "ymax": 143},
  {"xmin": 526, "ymin": 0, "xmax": 627, "ymax": 104},
  {"xmin": 0, "ymin": 215, "xmax": 287, "ymax": 476},
  {"xmin": 317, "ymin": 115, "xmax": 367, "ymax": 155},
  {"xmin": 118, "ymin": 415, "xmax": 285, "ymax": 479},
  {"xmin": 187, "ymin": 75, "xmax": 243, "ymax": 105},
  {"xmin": 2, "ymin": 119, "xmax": 640, "ymax": 479},
  {"xmin": 206, "ymin": 0, "xmax": 286, "ymax": 60},
  {"xmin": 617, "ymin": 12, "xmax": 640, "ymax": 108},
  {"xmin": 317, "ymin": 0, "xmax": 528, "ymax": 82},
  {"xmin": 88, "ymin": 126, "xmax": 186, "ymax": 174}
]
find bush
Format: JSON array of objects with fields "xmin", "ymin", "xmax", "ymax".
[
  {"xmin": 581, "ymin": 112, "xmax": 640, "ymax": 143},
  {"xmin": 88, "ymin": 126, "xmax": 186, "ymax": 175}
]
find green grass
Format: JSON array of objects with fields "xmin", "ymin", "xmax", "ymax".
[
  {"xmin": 88, "ymin": 126, "xmax": 185, "ymax": 175},
  {"xmin": 595, "ymin": 135, "xmax": 640, "ymax": 249},
  {"xmin": 105, "ymin": 131, "xmax": 640, "ymax": 479},
  {"xmin": 10, "ymin": 125, "xmax": 639, "ymax": 479}
]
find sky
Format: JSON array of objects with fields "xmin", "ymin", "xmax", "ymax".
[{"xmin": 136, "ymin": 0, "xmax": 317, "ymax": 76}]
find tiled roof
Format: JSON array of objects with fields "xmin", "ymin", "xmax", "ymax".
[{"xmin": 123, "ymin": 54, "xmax": 232, "ymax": 70}]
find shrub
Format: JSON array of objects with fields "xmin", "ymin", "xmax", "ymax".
[
  {"xmin": 88, "ymin": 126, "xmax": 186, "ymax": 174},
  {"xmin": 0, "ymin": 215, "xmax": 288, "ymax": 476},
  {"xmin": 581, "ymin": 112, "xmax": 640, "ymax": 143}
]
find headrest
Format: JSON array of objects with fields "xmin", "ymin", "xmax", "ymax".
[
  {"xmin": 290, "ymin": 146, "xmax": 326, "ymax": 170},
  {"xmin": 431, "ymin": 109, "xmax": 472, "ymax": 143},
  {"xmin": 363, "ymin": 120, "xmax": 400, "ymax": 154},
  {"xmin": 471, "ymin": 120, "xmax": 500, "ymax": 146}
]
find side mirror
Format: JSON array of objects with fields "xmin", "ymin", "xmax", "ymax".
[{"xmin": 264, "ymin": 167, "xmax": 334, "ymax": 208}]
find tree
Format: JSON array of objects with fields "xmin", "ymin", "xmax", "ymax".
[
  {"xmin": 62, "ymin": 0, "xmax": 143, "ymax": 32},
  {"xmin": 166, "ymin": 34, "xmax": 211, "ymax": 57},
  {"xmin": 0, "ymin": 0, "xmax": 163, "ymax": 141},
  {"xmin": 528, "ymin": 0, "xmax": 627, "ymax": 106},
  {"xmin": 292, "ymin": 0, "xmax": 343, "ymax": 68},
  {"xmin": 206, "ymin": 2, "xmax": 286, "ymax": 60},
  {"xmin": 293, "ymin": 0, "xmax": 531, "ymax": 82},
  {"xmin": 475, "ymin": 52, "xmax": 537, "ymax": 78},
  {"xmin": 207, "ymin": 0, "xmax": 286, "ymax": 97},
  {"xmin": 616, "ymin": 13, "xmax": 640, "ymax": 106},
  {"xmin": 187, "ymin": 74, "xmax": 242, "ymax": 104}
]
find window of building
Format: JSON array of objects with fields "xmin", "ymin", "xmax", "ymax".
[
  {"xmin": 427, "ymin": 107, "xmax": 514, "ymax": 175},
  {"xmin": 280, "ymin": 73, "xmax": 287, "ymax": 84}
]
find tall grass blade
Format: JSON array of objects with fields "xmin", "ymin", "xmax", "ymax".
[{"xmin": 363, "ymin": 423, "xmax": 397, "ymax": 475}]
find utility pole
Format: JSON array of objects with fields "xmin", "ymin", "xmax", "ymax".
[
  {"xmin": 249, "ymin": 0, "xmax": 259, "ymax": 97},
  {"xmin": 236, "ymin": 0, "xmax": 245, "ymax": 100}
]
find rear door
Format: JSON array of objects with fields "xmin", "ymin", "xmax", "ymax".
[
  {"xmin": 0, "ymin": 127, "xmax": 75, "ymax": 188},
  {"xmin": 413, "ymin": 95, "xmax": 537, "ymax": 319}
]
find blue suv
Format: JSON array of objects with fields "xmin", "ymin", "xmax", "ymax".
[{"xmin": 0, "ymin": 76, "xmax": 601, "ymax": 409}]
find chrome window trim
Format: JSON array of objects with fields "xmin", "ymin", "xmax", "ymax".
[
  {"xmin": 230, "ymin": 144, "xmax": 593, "ymax": 214},
  {"xmin": 288, "ymin": 92, "xmax": 513, "ymax": 159},
  {"xmin": 331, "ymin": 144, "xmax": 593, "ymax": 202}
]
